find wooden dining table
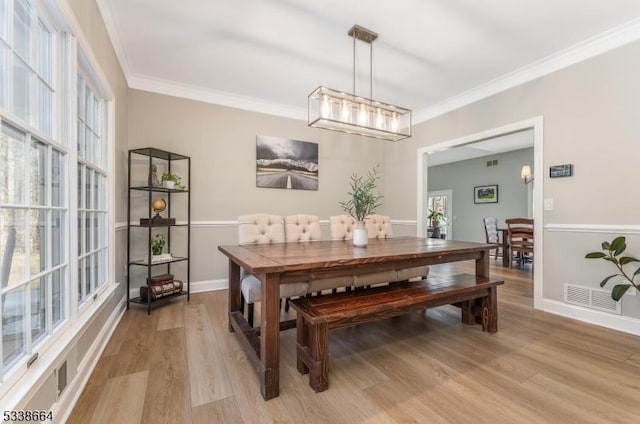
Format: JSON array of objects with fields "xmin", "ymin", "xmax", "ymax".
[{"xmin": 218, "ymin": 236, "xmax": 496, "ymax": 400}]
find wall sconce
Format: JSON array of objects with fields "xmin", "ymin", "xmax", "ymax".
[{"xmin": 521, "ymin": 165, "xmax": 533, "ymax": 184}]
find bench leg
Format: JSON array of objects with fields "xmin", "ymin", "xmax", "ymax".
[
  {"xmin": 309, "ymin": 321, "xmax": 329, "ymax": 392},
  {"xmin": 296, "ymin": 314, "xmax": 309, "ymax": 375},
  {"xmin": 482, "ymin": 286, "xmax": 498, "ymax": 333},
  {"xmin": 461, "ymin": 300, "xmax": 475, "ymax": 325}
]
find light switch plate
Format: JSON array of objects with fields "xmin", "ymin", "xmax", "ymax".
[{"xmin": 544, "ymin": 198, "xmax": 554, "ymax": 210}]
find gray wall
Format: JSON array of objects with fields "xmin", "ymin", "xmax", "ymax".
[
  {"xmin": 428, "ymin": 148, "xmax": 533, "ymax": 242},
  {"xmin": 383, "ymin": 40, "xmax": 640, "ymax": 318}
]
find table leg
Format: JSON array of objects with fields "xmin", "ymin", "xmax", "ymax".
[
  {"xmin": 502, "ymin": 234, "xmax": 509, "ymax": 267},
  {"xmin": 259, "ymin": 272, "xmax": 280, "ymax": 400},
  {"xmin": 476, "ymin": 249, "xmax": 490, "ymax": 278},
  {"xmin": 228, "ymin": 261, "xmax": 241, "ymax": 332}
]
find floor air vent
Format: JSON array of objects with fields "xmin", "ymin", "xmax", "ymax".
[{"xmin": 564, "ymin": 284, "xmax": 621, "ymax": 314}]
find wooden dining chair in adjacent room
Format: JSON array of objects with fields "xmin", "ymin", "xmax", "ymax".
[
  {"xmin": 505, "ymin": 218, "xmax": 534, "ymax": 268},
  {"xmin": 483, "ymin": 217, "xmax": 503, "ymax": 261}
]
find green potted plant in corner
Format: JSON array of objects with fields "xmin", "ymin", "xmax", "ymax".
[
  {"xmin": 161, "ymin": 171, "xmax": 186, "ymax": 190},
  {"xmin": 427, "ymin": 208, "xmax": 445, "ymax": 238},
  {"xmin": 338, "ymin": 164, "xmax": 383, "ymax": 247},
  {"xmin": 585, "ymin": 236, "xmax": 640, "ymax": 301}
]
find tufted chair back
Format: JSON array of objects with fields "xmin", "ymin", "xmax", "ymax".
[
  {"xmin": 238, "ymin": 214, "xmax": 285, "ymax": 244},
  {"xmin": 483, "ymin": 217, "xmax": 499, "ymax": 243},
  {"xmin": 365, "ymin": 214, "xmax": 393, "ymax": 239},
  {"xmin": 285, "ymin": 215, "xmax": 321, "ymax": 242},
  {"xmin": 329, "ymin": 215, "xmax": 358, "ymax": 240}
]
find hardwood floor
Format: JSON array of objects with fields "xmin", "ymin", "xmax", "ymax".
[{"xmin": 68, "ymin": 261, "xmax": 640, "ymax": 423}]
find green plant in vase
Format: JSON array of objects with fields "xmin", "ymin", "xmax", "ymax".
[
  {"xmin": 160, "ymin": 172, "xmax": 186, "ymax": 190},
  {"xmin": 151, "ymin": 233, "xmax": 165, "ymax": 256},
  {"xmin": 338, "ymin": 164, "xmax": 383, "ymax": 247}
]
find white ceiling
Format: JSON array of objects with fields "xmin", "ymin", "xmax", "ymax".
[{"xmin": 98, "ymin": 0, "xmax": 640, "ymax": 122}]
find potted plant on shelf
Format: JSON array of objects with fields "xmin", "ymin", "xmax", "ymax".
[
  {"xmin": 338, "ymin": 164, "xmax": 383, "ymax": 247},
  {"xmin": 151, "ymin": 233, "xmax": 169, "ymax": 262},
  {"xmin": 427, "ymin": 208, "xmax": 445, "ymax": 238},
  {"xmin": 160, "ymin": 172, "xmax": 186, "ymax": 190},
  {"xmin": 585, "ymin": 236, "xmax": 640, "ymax": 301}
]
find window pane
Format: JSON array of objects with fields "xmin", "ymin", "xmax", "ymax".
[
  {"xmin": 52, "ymin": 149, "xmax": 63, "ymax": 207},
  {"xmin": 30, "ymin": 139, "xmax": 46, "ymax": 206},
  {"xmin": 77, "ymin": 212, "xmax": 82, "ymax": 255},
  {"xmin": 76, "ymin": 120, "xmax": 83, "ymax": 157},
  {"xmin": 13, "ymin": 56, "xmax": 32, "ymax": 123},
  {"xmin": 77, "ymin": 258, "xmax": 82, "ymax": 303},
  {"xmin": 51, "ymin": 268, "xmax": 63, "ymax": 327},
  {"xmin": 2, "ymin": 285, "xmax": 26, "ymax": 371},
  {"xmin": 0, "ymin": 45, "xmax": 6, "ymax": 109},
  {"xmin": 99, "ymin": 249, "xmax": 106, "ymax": 286},
  {"xmin": 37, "ymin": 81, "xmax": 52, "ymax": 136},
  {"xmin": 85, "ymin": 168, "xmax": 92, "ymax": 209},
  {"xmin": 51, "ymin": 210, "xmax": 63, "ymax": 266},
  {"xmin": 13, "ymin": 0, "xmax": 31, "ymax": 63},
  {"xmin": 30, "ymin": 277, "xmax": 45, "ymax": 343},
  {"xmin": 84, "ymin": 127, "xmax": 91, "ymax": 163},
  {"xmin": 0, "ymin": 123, "xmax": 27, "ymax": 205},
  {"xmin": 0, "ymin": 0, "xmax": 7, "ymax": 40},
  {"xmin": 93, "ymin": 132, "xmax": 101, "ymax": 167},
  {"xmin": 85, "ymin": 211, "xmax": 90, "ymax": 252},
  {"xmin": 1, "ymin": 208, "xmax": 25, "ymax": 286},
  {"xmin": 37, "ymin": 19, "xmax": 51, "ymax": 83},
  {"xmin": 29, "ymin": 209, "xmax": 46, "ymax": 275},
  {"xmin": 77, "ymin": 165, "xmax": 82, "ymax": 208},
  {"xmin": 92, "ymin": 212, "xmax": 98, "ymax": 250},
  {"xmin": 84, "ymin": 254, "xmax": 90, "ymax": 296},
  {"xmin": 93, "ymin": 172, "xmax": 99, "ymax": 209}
]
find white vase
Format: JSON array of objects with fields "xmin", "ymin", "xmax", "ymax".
[
  {"xmin": 163, "ymin": 180, "xmax": 176, "ymax": 189},
  {"xmin": 352, "ymin": 221, "xmax": 368, "ymax": 247}
]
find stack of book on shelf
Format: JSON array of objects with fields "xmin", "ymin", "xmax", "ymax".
[{"xmin": 140, "ymin": 273, "xmax": 183, "ymax": 301}]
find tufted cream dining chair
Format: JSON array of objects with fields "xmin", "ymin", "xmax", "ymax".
[
  {"xmin": 285, "ymin": 214, "xmax": 322, "ymax": 242},
  {"xmin": 238, "ymin": 214, "xmax": 309, "ymax": 327},
  {"xmin": 329, "ymin": 214, "xmax": 358, "ymax": 241},
  {"xmin": 284, "ymin": 214, "xmax": 354, "ymax": 296}
]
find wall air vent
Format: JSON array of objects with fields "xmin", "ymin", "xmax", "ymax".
[
  {"xmin": 486, "ymin": 159, "xmax": 498, "ymax": 167},
  {"xmin": 564, "ymin": 284, "xmax": 621, "ymax": 314}
]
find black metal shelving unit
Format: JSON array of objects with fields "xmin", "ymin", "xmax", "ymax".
[{"xmin": 127, "ymin": 147, "xmax": 191, "ymax": 314}]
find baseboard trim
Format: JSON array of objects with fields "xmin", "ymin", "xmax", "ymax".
[
  {"xmin": 543, "ymin": 298, "xmax": 640, "ymax": 336},
  {"xmin": 53, "ymin": 294, "xmax": 127, "ymax": 424}
]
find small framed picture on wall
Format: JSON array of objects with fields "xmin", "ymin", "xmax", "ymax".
[{"xmin": 474, "ymin": 184, "xmax": 498, "ymax": 204}]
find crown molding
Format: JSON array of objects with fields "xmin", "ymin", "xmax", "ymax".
[
  {"xmin": 95, "ymin": 0, "xmax": 132, "ymax": 77},
  {"xmin": 127, "ymin": 74, "xmax": 307, "ymax": 121},
  {"xmin": 97, "ymin": 4, "xmax": 640, "ymax": 125},
  {"xmin": 413, "ymin": 17, "xmax": 640, "ymax": 124}
]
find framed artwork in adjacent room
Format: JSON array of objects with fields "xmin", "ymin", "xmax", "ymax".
[{"xmin": 474, "ymin": 184, "xmax": 498, "ymax": 204}]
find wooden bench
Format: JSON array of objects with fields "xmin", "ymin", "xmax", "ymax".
[{"xmin": 289, "ymin": 273, "xmax": 504, "ymax": 392}]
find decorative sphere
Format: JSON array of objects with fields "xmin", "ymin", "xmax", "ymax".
[{"xmin": 152, "ymin": 198, "xmax": 166, "ymax": 213}]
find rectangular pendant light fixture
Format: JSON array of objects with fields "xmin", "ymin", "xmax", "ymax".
[{"xmin": 308, "ymin": 25, "xmax": 412, "ymax": 142}]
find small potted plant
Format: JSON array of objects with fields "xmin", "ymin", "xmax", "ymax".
[
  {"xmin": 338, "ymin": 164, "xmax": 383, "ymax": 247},
  {"xmin": 161, "ymin": 172, "xmax": 186, "ymax": 190},
  {"xmin": 151, "ymin": 233, "xmax": 165, "ymax": 258},
  {"xmin": 427, "ymin": 208, "xmax": 445, "ymax": 238}
]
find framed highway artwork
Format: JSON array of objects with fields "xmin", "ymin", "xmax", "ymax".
[{"xmin": 256, "ymin": 136, "xmax": 318, "ymax": 190}]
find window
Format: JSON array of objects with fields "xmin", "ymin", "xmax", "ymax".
[
  {"xmin": 0, "ymin": 0, "xmax": 111, "ymax": 388},
  {"xmin": 76, "ymin": 74, "xmax": 107, "ymax": 305}
]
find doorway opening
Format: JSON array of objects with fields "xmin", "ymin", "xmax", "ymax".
[{"xmin": 416, "ymin": 117, "xmax": 544, "ymax": 310}]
